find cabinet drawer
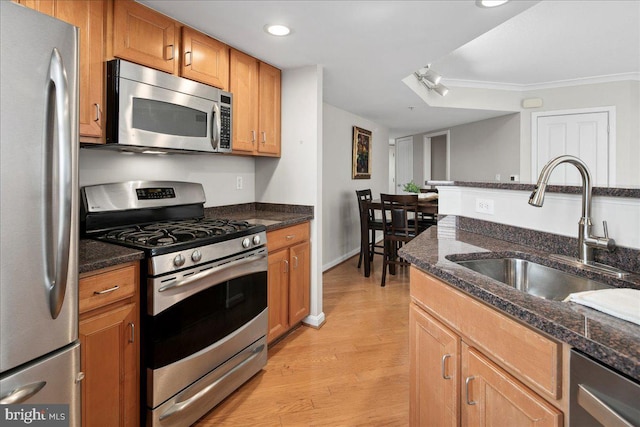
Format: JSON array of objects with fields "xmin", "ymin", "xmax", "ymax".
[
  {"xmin": 267, "ymin": 222, "xmax": 309, "ymax": 252},
  {"xmin": 411, "ymin": 267, "xmax": 562, "ymax": 401},
  {"xmin": 80, "ymin": 264, "xmax": 137, "ymax": 314}
]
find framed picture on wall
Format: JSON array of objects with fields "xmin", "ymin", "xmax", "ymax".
[{"xmin": 352, "ymin": 126, "xmax": 372, "ymax": 179}]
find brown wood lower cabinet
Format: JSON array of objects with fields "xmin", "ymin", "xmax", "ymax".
[
  {"xmin": 409, "ymin": 266, "xmax": 564, "ymax": 426},
  {"xmin": 79, "ymin": 261, "xmax": 140, "ymax": 427},
  {"xmin": 266, "ymin": 222, "xmax": 311, "ymax": 344}
]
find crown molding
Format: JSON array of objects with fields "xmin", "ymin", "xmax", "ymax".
[{"xmin": 445, "ymin": 72, "xmax": 640, "ymax": 91}]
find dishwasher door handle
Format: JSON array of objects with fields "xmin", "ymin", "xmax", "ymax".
[{"xmin": 577, "ymin": 384, "xmax": 634, "ymax": 427}]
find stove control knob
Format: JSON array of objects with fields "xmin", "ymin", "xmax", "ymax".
[
  {"xmin": 252, "ymin": 235, "xmax": 261, "ymax": 246},
  {"xmin": 242, "ymin": 237, "xmax": 251, "ymax": 248},
  {"xmin": 191, "ymin": 250, "xmax": 202, "ymax": 263},
  {"xmin": 174, "ymin": 254, "xmax": 186, "ymax": 267}
]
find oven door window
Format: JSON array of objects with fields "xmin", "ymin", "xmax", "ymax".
[
  {"xmin": 132, "ymin": 98, "xmax": 207, "ymax": 137},
  {"xmin": 147, "ymin": 271, "xmax": 267, "ymax": 369}
]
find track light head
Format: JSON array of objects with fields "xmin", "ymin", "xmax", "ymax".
[{"xmin": 414, "ymin": 67, "xmax": 448, "ymax": 97}]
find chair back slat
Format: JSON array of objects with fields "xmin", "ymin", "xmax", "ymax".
[{"xmin": 356, "ymin": 189, "xmax": 376, "ymax": 223}]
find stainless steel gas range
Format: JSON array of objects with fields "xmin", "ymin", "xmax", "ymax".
[{"xmin": 81, "ymin": 181, "xmax": 268, "ymax": 427}]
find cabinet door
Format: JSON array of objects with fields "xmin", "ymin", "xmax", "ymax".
[
  {"xmin": 462, "ymin": 344, "xmax": 562, "ymax": 427},
  {"xmin": 16, "ymin": 0, "xmax": 55, "ymax": 15},
  {"xmin": 181, "ymin": 26, "xmax": 229, "ymax": 90},
  {"xmin": 257, "ymin": 61, "xmax": 281, "ymax": 156},
  {"xmin": 230, "ymin": 49, "xmax": 259, "ymax": 153},
  {"xmin": 80, "ymin": 303, "xmax": 139, "ymax": 427},
  {"xmin": 409, "ymin": 305, "xmax": 460, "ymax": 427},
  {"xmin": 113, "ymin": 0, "xmax": 177, "ymax": 74},
  {"xmin": 55, "ymin": 0, "xmax": 105, "ymax": 139},
  {"xmin": 288, "ymin": 240, "xmax": 310, "ymax": 325},
  {"xmin": 267, "ymin": 249, "xmax": 289, "ymax": 343}
]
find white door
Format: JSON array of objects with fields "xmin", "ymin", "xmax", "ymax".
[
  {"xmin": 395, "ymin": 136, "xmax": 413, "ymax": 193},
  {"xmin": 533, "ymin": 110, "xmax": 612, "ymax": 186}
]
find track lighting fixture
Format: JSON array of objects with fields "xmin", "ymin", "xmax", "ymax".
[{"xmin": 414, "ymin": 65, "xmax": 449, "ymax": 96}]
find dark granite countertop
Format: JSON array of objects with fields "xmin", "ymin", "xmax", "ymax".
[
  {"xmin": 426, "ymin": 180, "xmax": 640, "ymax": 198},
  {"xmin": 79, "ymin": 239, "xmax": 144, "ymax": 274},
  {"xmin": 399, "ymin": 216, "xmax": 640, "ymax": 382},
  {"xmin": 204, "ymin": 202, "xmax": 314, "ymax": 231},
  {"xmin": 79, "ymin": 203, "xmax": 314, "ymax": 273}
]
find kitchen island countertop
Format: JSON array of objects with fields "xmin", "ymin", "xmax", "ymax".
[{"xmin": 399, "ymin": 216, "xmax": 640, "ymax": 382}]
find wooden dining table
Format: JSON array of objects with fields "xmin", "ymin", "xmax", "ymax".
[{"xmin": 361, "ymin": 197, "xmax": 438, "ymax": 278}]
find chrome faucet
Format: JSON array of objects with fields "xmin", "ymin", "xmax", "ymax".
[{"xmin": 528, "ymin": 155, "xmax": 615, "ymax": 265}]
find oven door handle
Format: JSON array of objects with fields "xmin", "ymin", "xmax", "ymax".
[
  {"xmin": 159, "ymin": 343, "xmax": 265, "ymax": 421},
  {"xmin": 158, "ymin": 251, "xmax": 266, "ymax": 293}
]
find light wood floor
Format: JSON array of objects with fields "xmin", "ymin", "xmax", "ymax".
[{"xmin": 194, "ymin": 256, "xmax": 411, "ymax": 426}]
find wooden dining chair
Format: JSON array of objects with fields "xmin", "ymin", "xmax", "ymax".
[
  {"xmin": 380, "ymin": 193, "xmax": 420, "ymax": 286},
  {"xmin": 356, "ymin": 189, "xmax": 384, "ymax": 269}
]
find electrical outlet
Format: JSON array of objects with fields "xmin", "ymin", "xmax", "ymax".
[
  {"xmin": 475, "ymin": 198, "xmax": 494, "ymax": 214},
  {"xmin": 236, "ymin": 176, "xmax": 243, "ymax": 190}
]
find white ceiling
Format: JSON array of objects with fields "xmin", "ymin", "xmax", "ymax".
[{"xmin": 140, "ymin": 0, "xmax": 640, "ymax": 139}]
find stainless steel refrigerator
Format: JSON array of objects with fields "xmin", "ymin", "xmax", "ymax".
[{"xmin": 0, "ymin": 2, "xmax": 81, "ymax": 425}]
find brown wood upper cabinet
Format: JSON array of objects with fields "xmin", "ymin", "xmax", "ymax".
[
  {"xmin": 112, "ymin": 0, "xmax": 179, "ymax": 75},
  {"xmin": 230, "ymin": 49, "xmax": 281, "ymax": 157},
  {"xmin": 18, "ymin": 0, "xmax": 105, "ymax": 142},
  {"xmin": 112, "ymin": 0, "xmax": 230, "ymax": 91},
  {"xmin": 180, "ymin": 26, "xmax": 229, "ymax": 91}
]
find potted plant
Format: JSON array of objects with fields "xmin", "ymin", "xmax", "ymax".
[{"xmin": 402, "ymin": 181, "xmax": 420, "ymax": 193}]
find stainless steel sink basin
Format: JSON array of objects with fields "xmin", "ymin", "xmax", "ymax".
[{"xmin": 454, "ymin": 257, "xmax": 614, "ymax": 301}]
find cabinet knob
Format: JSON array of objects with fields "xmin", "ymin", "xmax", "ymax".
[
  {"xmin": 166, "ymin": 44, "xmax": 174, "ymax": 60},
  {"xmin": 185, "ymin": 51, "xmax": 192, "ymax": 67}
]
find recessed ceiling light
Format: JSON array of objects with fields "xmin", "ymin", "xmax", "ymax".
[
  {"xmin": 264, "ymin": 24, "xmax": 291, "ymax": 36},
  {"xmin": 476, "ymin": 0, "xmax": 510, "ymax": 8}
]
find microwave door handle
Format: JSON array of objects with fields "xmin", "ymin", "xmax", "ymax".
[
  {"xmin": 211, "ymin": 102, "xmax": 221, "ymax": 151},
  {"xmin": 45, "ymin": 48, "xmax": 72, "ymax": 319}
]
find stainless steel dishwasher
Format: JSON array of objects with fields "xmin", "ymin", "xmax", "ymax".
[{"xmin": 570, "ymin": 350, "xmax": 640, "ymax": 426}]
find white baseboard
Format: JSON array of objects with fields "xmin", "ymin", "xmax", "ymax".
[
  {"xmin": 323, "ymin": 248, "xmax": 359, "ymax": 271},
  {"xmin": 303, "ymin": 312, "xmax": 326, "ymax": 328}
]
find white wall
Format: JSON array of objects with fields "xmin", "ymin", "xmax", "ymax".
[
  {"xmin": 79, "ymin": 149, "xmax": 256, "ymax": 207},
  {"xmin": 449, "ymin": 113, "xmax": 520, "ymax": 182},
  {"xmin": 401, "ymin": 113, "xmax": 520, "ymax": 184},
  {"xmin": 322, "ymin": 103, "xmax": 389, "ymax": 270},
  {"xmin": 519, "ymin": 80, "xmax": 640, "ymax": 186},
  {"xmin": 408, "ymin": 79, "xmax": 640, "ymax": 186},
  {"xmin": 438, "ymin": 186, "xmax": 640, "ymax": 250},
  {"xmin": 256, "ymin": 65, "xmax": 325, "ymax": 328}
]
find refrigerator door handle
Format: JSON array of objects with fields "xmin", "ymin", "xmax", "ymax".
[
  {"xmin": 0, "ymin": 381, "xmax": 46, "ymax": 404},
  {"xmin": 45, "ymin": 47, "xmax": 72, "ymax": 319}
]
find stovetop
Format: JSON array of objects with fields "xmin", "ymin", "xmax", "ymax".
[{"xmin": 94, "ymin": 217, "xmax": 266, "ymax": 256}]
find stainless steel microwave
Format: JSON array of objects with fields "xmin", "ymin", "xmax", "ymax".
[{"xmin": 105, "ymin": 59, "xmax": 232, "ymax": 153}]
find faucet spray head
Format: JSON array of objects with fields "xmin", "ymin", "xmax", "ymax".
[{"xmin": 528, "ymin": 183, "xmax": 546, "ymax": 207}]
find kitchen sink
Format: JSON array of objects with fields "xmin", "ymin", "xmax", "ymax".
[{"xmin": 454, "ymin": 257, "xmax": 614, "ymax": 301}]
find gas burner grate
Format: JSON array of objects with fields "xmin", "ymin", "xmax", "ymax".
[{"xmin": 98, "ymin": 218, "xmax": 257, "ymax": 249}]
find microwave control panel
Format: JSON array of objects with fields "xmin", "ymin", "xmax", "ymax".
[{"xmin": 220, "ymin": 105, "xmax": 231, "ymax": 150}]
